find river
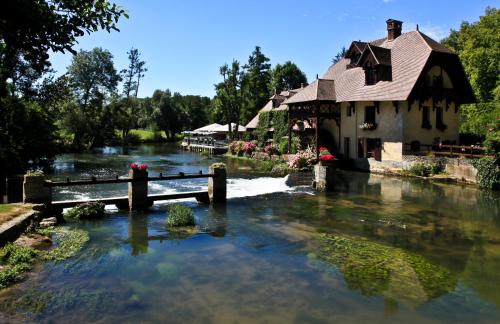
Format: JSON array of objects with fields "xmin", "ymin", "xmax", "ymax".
[{"xmin": 1, "ymin": 144, "xmax": 499, "ymax": 323}]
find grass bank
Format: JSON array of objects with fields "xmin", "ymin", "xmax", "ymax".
[
  {"xmin": 0, "ymin": 226, "xmax": 89, "ymax": 289},
  {"xmin": 0, "ymin": 204, "xmax": 33, "ymax": 226}
]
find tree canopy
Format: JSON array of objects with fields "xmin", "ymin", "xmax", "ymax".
[
  {"xmin": 241, "ymin": 46, "xmax": 271, "ymax": 124},
  {"xmin": 441, "ymin": 7, "xmax": 499, "ymax": 150},
  {"xmin": 441, "ymin": 7, "xmax": 499, "ymax": 103},
  {"xmin": 270, "ymin": 61, "xmax": 308, "ymax": 94},
  {"xmin": 0, "ymin": 0, "xmax": 128, "ymax": 96}
]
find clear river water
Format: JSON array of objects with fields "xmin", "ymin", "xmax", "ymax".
[{"xmin": 1, "ymin": 144, "xmax": 500, "ymax": 323}]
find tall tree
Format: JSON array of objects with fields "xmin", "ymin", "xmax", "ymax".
[
  {"xmin": 332, "ymin": 46, "xmax": 347, "ymax": 64},
  {"xmin": 0, "ymin": 0, "xmax": 127, "ymax": 97},
  {"xmin": 65, "ymin": 48, "xmax": 121, "ymax": 148},
  {"xmin": 216, "ymin": 61, "xmax": 244, "ymax": 139},
  {"xmin": 151, "ymin": 89, "xmax": 185, "ymax": 140},
  {"xmin": 270, "ymin": 61, "xmax": 308, "ymax": 94},
  {"xmin": 441, "ymin": 7, "xmax": 499, "ymax": 103},
  {"xmin": 441, "ymin": 7, "xmax": 499, "ymax": 150},
  {"xmin": 120, "ymin": 48, "xmax": 147, "ymax": 98},
  {"xmin": 119, "ymin": 48, "xmax": 147, "ymax": 138},
  {"xmin": 241, "ymin": 46, "xmax": 271, "ymax": 124}
]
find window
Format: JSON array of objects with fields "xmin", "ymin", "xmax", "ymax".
[
  {"xmin": 364, "ymin": 62, "xmax": 376, "ymax": 85},
  {"xmin": 365, "ymin": 106, "xmax": 376, "ymax": 124},
  {"xmin": 421, "ymin": 106, "xmax": 431, "ymax": 129},
  {"xmin": 436, "ymin": 107, "xmax": 447, "ymax": 131}
]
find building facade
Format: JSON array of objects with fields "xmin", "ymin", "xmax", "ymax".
[{"xmin": 283, "ymin": 19, "xmax": 474, "ymax": 164}]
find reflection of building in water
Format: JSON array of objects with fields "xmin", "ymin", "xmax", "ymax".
[{"xmin": 128, "ymin": 214, "xmax": 149, "ymax": 256}]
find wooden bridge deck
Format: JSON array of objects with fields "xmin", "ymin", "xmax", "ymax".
[{"xmin": 51, "ymin": 191, "xmax": 209, "ymax": 209}]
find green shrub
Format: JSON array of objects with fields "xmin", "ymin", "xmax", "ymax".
[
  {"xmin": 471, "ymin": 157, "xmax": 500, "ymax": 190},
  {"xmin": 25, "ymin": 170, "xmax": 44, "ymax": 177},
  {"xmin": 270, "ymin": 163, "xmax": 289, "ymax": 176},
  {"xmin": 166, "ymin": 204, "xmax": 195, "ymax": 227},
  {"xmin": 122, "ymin": 132, "xmax": 141, "ymax": 145},
  {"xmin": 256, "ymin": 111, "xmax": 272, "ymax": 146},
  {"xmin": 404, "ymin": 162, "xmax": 444, "ymax": 177},
  {"xmin": 64, "ymin": 202, "xmax": 106, "ymax": 220},
  {"xmin": 277, "ymin": 134, "xmax": 301, "ymax": 154}
]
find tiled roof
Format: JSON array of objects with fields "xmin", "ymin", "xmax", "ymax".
[
  {"xmin": 245, "ymin": 100, "xmax": 273, "ymax": 129},
  {"xmin": 320, "ymin": 30, "xmax": 472, "ymax": 102},
  {"xmin": 284, "ymin": 79, "xmax": 336, "ymax": 104},
  {"xmin": 365, "ymin": 44, "xmax": 392, "ymax": 66},
  {"xmin": 245, "ymin": 87, "xmax": 303, "ymax": 128}
]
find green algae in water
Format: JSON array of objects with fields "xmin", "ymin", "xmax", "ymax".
[
  {"xmin": 41, "ymin": 227, "xmax": 89, "ymax": 262},
  {"xmin": 0, "ymin": 244, "xmax": 38, "ymax": 289},
  {"xmin": 156, "ymin": 262, "xmax": 178, "ymax": 280},
  {"xmin": 315, "ymin": 233, "xmax": 457, "ymax": 305}
]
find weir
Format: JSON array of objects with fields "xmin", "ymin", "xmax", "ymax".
[{"xmin": 23, "ymin": 167, "xmax": 227, "ymax": 212}]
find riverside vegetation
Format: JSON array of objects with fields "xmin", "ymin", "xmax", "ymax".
[{"xmin": 0, "ymin": 227, "xmax": 89, "ymax": 289}]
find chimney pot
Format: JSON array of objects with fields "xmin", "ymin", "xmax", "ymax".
[{"xmin": 386, "ymin": 19, "xmax": 403, "ymax": 41}]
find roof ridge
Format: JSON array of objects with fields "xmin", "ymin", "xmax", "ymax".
[{"xmin": 415, "ymin": 30, "xmax": 433, "ymax": 52}]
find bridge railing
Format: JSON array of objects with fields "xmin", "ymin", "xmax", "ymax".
[
  {"xmin": 23, "ymin": 167, "xmax": 226, "ymax": 211},
  {"xmin": 44, "ymin": 171, "xmax": 214, "ymax": 187}
]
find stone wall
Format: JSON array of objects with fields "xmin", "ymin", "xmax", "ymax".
[{"xmin": 353, "ymin": 156, "xmax": 478, "ymax": 184}]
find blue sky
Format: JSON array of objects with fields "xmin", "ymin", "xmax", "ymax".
[{"xmin": 49, "ymin": 0, "xmax": 497, "ymax": 98}]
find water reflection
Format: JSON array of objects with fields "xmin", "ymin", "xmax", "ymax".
[
  {"xmin": 1, "ymin": 145, "xmax": 499, "ymax": 323},
  {"xmin": 128, "ymin": 214, "xmax": 149, "ymax": 255}
]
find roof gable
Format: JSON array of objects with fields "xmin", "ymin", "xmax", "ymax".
[{"xmin": 284, "ymin": 79, "xmax": 336, "ymax": 104}]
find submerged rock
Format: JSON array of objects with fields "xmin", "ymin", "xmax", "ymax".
[
  {"xmin": 39, "ymin": 217, "xmax": 58, "ymax": 228},
  {"xmin": 14, "ymin": 234, "xmax": 52, "ymax": 250}
]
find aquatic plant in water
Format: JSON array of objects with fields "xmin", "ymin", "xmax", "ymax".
[
  {"xmin": 41, "ymin": 227, "xmax": 90, "ymax": 262},
  {"xmin": 64, "ymin": 202, "xmax": 106, "ymax": 220},
  {"xmin": 0, "ymin": 243, "xmax": 38, "ymax": 289},
  {"xmin": 315, "ymin": 233, "xmax": 457, "ymax": 306},
  {"xmin": 166, "ymin": 204, "xmax": 195, "ymax": 227}
]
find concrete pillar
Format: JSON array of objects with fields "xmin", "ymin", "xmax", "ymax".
[
  {"xmin": 208, "ymin": 166, "xmax": 226, "ymax": 203},
  {"xmin": 128, "ymin": 169, "xmax": 149, "ymax": 211},
  {"xmin": 313, "ymin": 164, "xmax": 335, "ymax": 191},
  {"xmin": 23, "ymin": 174, "xmax": 52, "ymax": 204}
]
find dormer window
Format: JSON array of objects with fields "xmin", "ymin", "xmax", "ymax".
[{"xmin": 364, "ymin": 62, "xmax": 376, "ymax": 85}]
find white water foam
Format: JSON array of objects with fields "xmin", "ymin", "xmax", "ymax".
[
  {"xmin": 148, "ymin": 175, "xmax": 304, "ymax": 206},
  {"xmin": 59, "ymin": 175, "xmax": 307, "ymax": 209},
  {"xmin": 226, "ymin": 176, "xmax": 296, "ymax": 199}
]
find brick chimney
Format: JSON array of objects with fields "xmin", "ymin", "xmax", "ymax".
[{"xmin": 386, "ymin": 19, "xmax": 403, "ymax": 41}]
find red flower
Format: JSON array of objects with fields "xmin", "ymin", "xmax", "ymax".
[
  {"xmin": 139, "ymin": 164, "xmax": 148, "ymax": 171},
  {"xmin": 319, "ymin": 146, "xmax": 328, "ymax": 151},
  {"xmin": 319, "ymin": 154, "xmax": 337, "ymax": 161},
  {"xmin": 130, "ymin": 163, "xmax": 138, "ymax": 170}
]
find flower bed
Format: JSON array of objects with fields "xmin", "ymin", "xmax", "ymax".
[{"xmin": 288, "ymin": 147, "xmax": 316, "ymax": 169}]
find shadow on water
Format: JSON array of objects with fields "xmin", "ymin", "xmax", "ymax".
[{"xmin": 1, "ymin": 144, "xmax": 500, "ymax": 323}]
